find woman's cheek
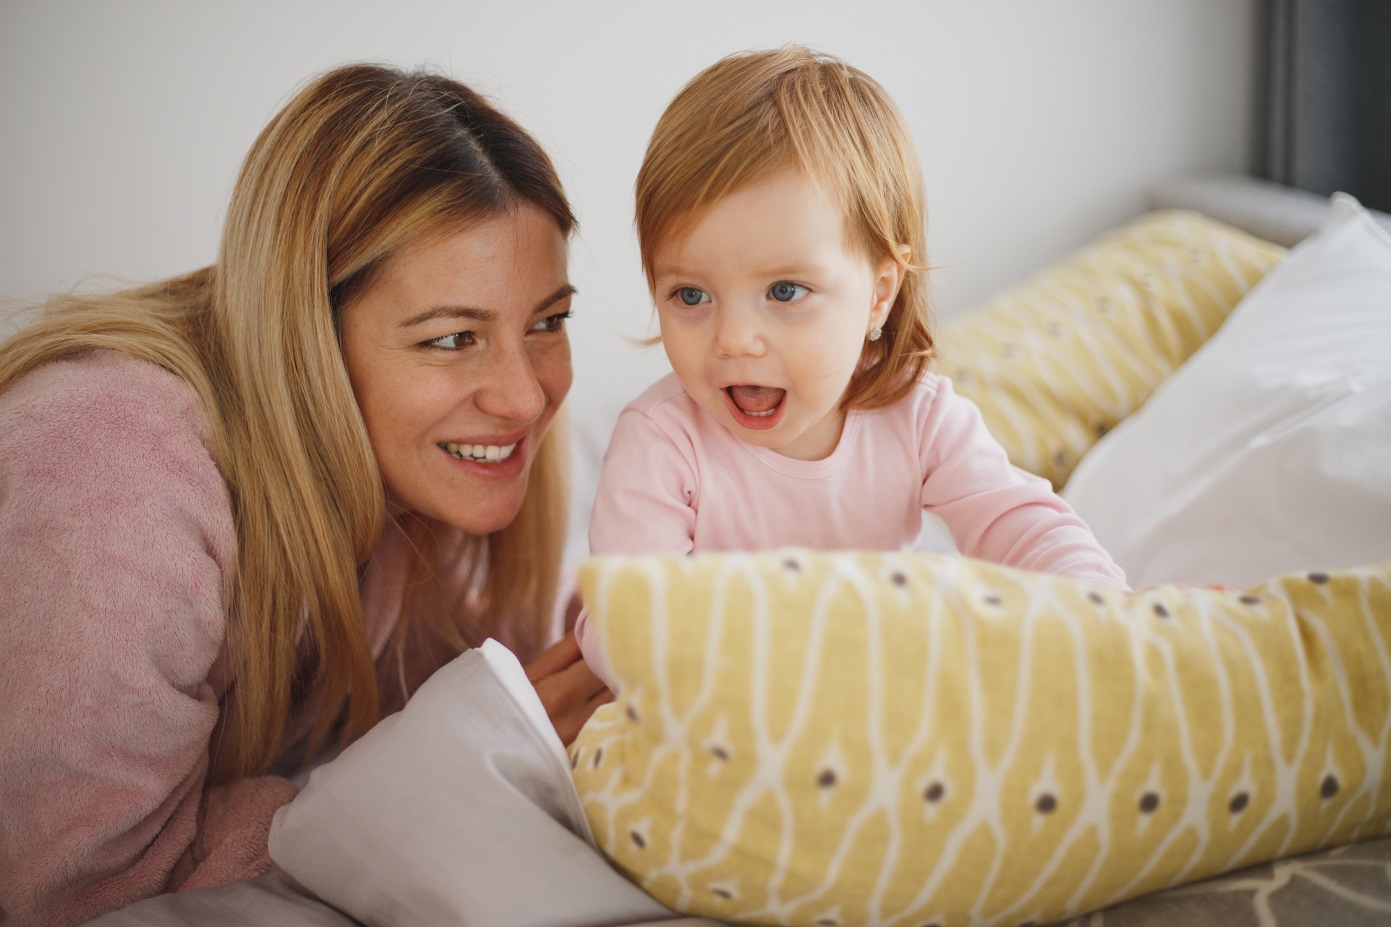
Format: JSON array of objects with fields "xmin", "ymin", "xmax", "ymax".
[{"xmin": 542, "ymin": 340, "xmax": 574, "ymax": 404}]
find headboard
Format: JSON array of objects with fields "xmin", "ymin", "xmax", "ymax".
[{"xmin": 1150, "ymin": 171, "xmax": 1391, "ymax": 247}]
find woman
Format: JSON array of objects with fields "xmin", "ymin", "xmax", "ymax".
[{"xmin": 0, "ymin": 64, "xmax": 610, "ymax": 927}]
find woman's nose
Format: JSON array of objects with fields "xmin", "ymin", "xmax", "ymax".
[
  {"xmin": 713, "ymin": 305, "xmax": 766, "ymax": 358},
  {"xmin": 475, "ymin": 341, "xmax": 547, "ymax": 423}
]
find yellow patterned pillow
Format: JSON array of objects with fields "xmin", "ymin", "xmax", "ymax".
[
  {"xmin": 938, "ymin": 211, "xmax": 1286, "ymax": 487},
  {"xmin": 572, "ymin": 549, "xmax": 1391, "ymax": 927}
]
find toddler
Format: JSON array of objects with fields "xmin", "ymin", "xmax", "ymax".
[{"xmin": 580, "ymin": 47, "xmax": 1125, "ymax": 683}]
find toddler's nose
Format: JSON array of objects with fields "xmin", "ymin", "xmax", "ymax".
[{"xmin": 713, "ymin": 306, "xmax": 766, "ymax": 358}]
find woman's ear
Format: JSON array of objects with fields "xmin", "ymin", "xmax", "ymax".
[{"xmin": 869, "ymin": 244, "xmax": 912, "ymax": 331}]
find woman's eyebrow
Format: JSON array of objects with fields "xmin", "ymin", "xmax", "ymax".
[
  {"xmin": 399, "ymin": 305, "xmax": 494, "ymax": 328},
  {"xmin": 398, "ymin": 285, "xmax": 575, "ymax": 329},
  {"xmin": 534, "ymin": 284, "xmax": 577, "ymax": 314}
]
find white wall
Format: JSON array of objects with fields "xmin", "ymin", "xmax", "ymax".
[{"xmin": 0, "ymin": 0, "xmax": 1254, "ymax": 567}]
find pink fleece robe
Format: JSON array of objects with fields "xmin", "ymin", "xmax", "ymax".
[{"xmin": 0, "ymin": 350, "xmax": 405, "ymax": 926}]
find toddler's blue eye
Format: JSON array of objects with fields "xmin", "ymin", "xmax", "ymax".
[
  {"xmin": 769, "ymin": 282, "xmax": 809, "ymax": 302},
  {"xmin": 676, "ymin": 287, "xmax": 708, "ymax": 306}
]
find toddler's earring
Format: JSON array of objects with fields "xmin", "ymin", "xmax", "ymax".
[{"xmin": 868, "ymin": 326, "xmax": 883, "ymax": 342}]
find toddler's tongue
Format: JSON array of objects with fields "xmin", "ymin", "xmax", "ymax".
[{"xmin": 728, "ymin": 385, "xmax": 785, "ymax": 414}]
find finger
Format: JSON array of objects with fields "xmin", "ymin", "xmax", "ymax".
[
  {"xmin": 553, "ymin": 688, "xmax": 615, "ymax": 746},
  {"xmin": 561, "ymin": 656, "xmax": 613, "ymax": 702},
  {"xmin": 524, "ymin": 631, "xmax": 581, "ymax": 684},
  {"xmin": 533, "ymin": 655, "xmax": 608, "ymax": 713}
]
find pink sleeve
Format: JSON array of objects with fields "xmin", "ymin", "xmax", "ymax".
[
  {"xmin": 0, "ymin": 354, "xmax": 296, "ymax": 927},
  {"xmin": 572, "ymin": 607, "xmax": 613, "ymax": 690},
  {"xmin": 579, "ymin": 407, "xmax": 702, "ymax": 688},
  {"xmin": 919, "ymin": 378, "xmax": 1129, "ymax": 589},
  {"xmin": 587, "ymin": 407, "xmax": 699, "ymax": 558}
]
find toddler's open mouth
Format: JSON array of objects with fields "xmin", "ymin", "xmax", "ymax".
[{"xmin": 726, "ymin": 384, "xmax": 784, "ymax": 417}]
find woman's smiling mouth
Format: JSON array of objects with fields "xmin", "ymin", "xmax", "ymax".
[
  {"xmin": 437, "ymin": 436, "xmax": 529, "ymax": 480},
  {"xmin": 441, "ymin": 441, "xmax": 518, "ymax": 462}
]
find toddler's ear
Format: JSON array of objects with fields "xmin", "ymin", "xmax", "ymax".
[{"xmin": 870, "ymin": 244, "xmax": 912, "ymax": 326}]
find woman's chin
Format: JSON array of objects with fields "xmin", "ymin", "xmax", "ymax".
[
  {"xmin": 387, "ymin": 487, "xmax": 527, "ymax": 537},
  {"xmin": 442, "ymin": 496, "xmax": 526, "ymax": 535}
]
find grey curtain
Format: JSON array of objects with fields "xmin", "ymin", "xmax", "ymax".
[{"xmin": 1255, "ymin": 0, "xmax": 1391, "ymax": 212}]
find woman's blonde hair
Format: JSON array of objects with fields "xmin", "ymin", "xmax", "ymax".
[
  {"xmin": 635, "ymin": 46, "xmax": 935, "ymax": 409},
  {"xmin": 0, "ymin": 65, "xmax": 575, "ymax": 783}
]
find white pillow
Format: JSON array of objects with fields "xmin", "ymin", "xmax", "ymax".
[{"xmin": 1063, "ymin": 193, "xmax": 1391, "ymax": 588}]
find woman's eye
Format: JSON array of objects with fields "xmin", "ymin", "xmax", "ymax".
[
  {"xmin": 531, "ymin": 310, "xmax": 572, "ymax": 333},
  {"xmin": 424, "ymin": 331, "xmax": 475, "ymax": 350},
  {"xmin": 768, "ymin": 281, "xmax": 809, "ymax": 303},
  {"xmin": 674, "ymin": 286, "xmax": 709, "ymax": 307}
]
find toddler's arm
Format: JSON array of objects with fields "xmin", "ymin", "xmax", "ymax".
[
  {"xmin": 580, "ymin": 406, "xmax": 702, "ymax": 687},
  {"xmin": 919, "ymin": 378, "xmax": 1129, "ymax": 589},
  {"xmin": 588, "ymin": 406, "xmax": 700, "ymax": 557}
]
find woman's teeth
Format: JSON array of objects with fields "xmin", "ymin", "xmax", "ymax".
[{"xmin": 443, "ymin": 442, "xmax": 517, "ymax": 462}]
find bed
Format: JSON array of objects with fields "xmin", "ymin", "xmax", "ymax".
[{"xmin": 82, "ymin": 174, "xmax": 1391, "ymax": 927}]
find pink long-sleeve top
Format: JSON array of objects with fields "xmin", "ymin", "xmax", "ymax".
[
  {"xmin": 578, "ymin": 372, "xmax": 1126, "ymax": 686},
  {"xmin": 588, "ymin": 371, "xmax": 1127, "ymax": 574},
  {"xmin": 0, "ymin": 350, "xmax": 416, "ymax": 927}
]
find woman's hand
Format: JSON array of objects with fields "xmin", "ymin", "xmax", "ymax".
[{"xmin": 524, "ymin": 631, "xmax": 613, "ymax": 746}]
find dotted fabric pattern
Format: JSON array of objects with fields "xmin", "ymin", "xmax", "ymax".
[
  {"xmin": 937, "ymin": 211, "xmax": 1287, "ymax": 489},
  {"xmin": 571, "ymin": 549, "xmax": 1391, "ymax": 927}
]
